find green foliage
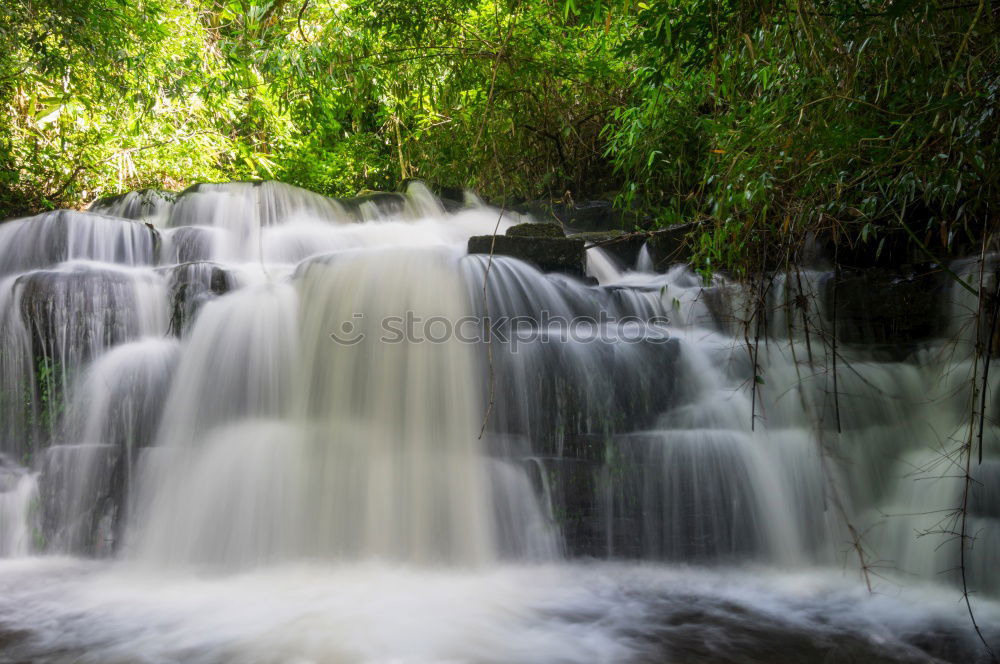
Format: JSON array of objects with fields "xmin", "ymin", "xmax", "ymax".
[
  {"xmin": 32, "ymin": 355, "xmax": 66, "ymax": 445},
  {"xmin": 592, "ymin": 0, "xmax": 998, "ymax": 275},
  {"xmin": 1, "ymin": 0, "xmax": 995, "ymax": 276},
  {"xmin": 0, "ymin": 0, "xmax": 629, "ymax": 213}
]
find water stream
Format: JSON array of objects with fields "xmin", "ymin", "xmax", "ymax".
[{"xmin": 0, "ymin": 181, "xmax": 996, "ymax": 662}]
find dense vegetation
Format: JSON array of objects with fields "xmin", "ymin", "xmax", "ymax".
[{"xmin": 1, "ymin": 0, "xmax": 996, "ymax": 272}]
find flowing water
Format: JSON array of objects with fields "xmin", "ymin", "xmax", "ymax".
[{"xmin": 0, "ymin": 180, "xmax": 996, "ymax": 662}]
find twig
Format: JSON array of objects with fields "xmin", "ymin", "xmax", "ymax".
[
  {"xmin": 297, "ymin": 0, "xmax": 311, "ymax": 42},
  {"xmin": 478, "ymin": 206, "xmax": 505, "ymax": 439},
  {"xmin": 472, "ymin": 4, "xmax": 519, "ymax": 151},
  {"xmin": 977, "ymin": 250, "xmax": 998, "ymax": 465},
  {"xmin": 897, "ymin": 213, "xmax": 977, "ymax": 296},
  {"xmin": 958, "ymin": 239, "xmax": 996, "ymax": 659},
  {"xmin": 832, "ymin": 255, "xmax": 842, "ymax": 433}
]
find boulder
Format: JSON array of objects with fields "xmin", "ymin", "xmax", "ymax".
[
  {"xmin": 163, "ymin": 226, "xmax": 217, "ymax": 263},
  {"xmin": 0, "ymin": 211, "xmax": 158, "ymax": 276},
  {"xmin": 529, "ymin": 457, "xmax": 607, "ymax": 557},
  {"xmin": 468, "ymin": 234, "xmax": 587, "ymax": 277},
  {"xmin": 570, "ymin": 231, "xmax": 645, "ymax": 267},
  {"xmin": 167, "ymin": 262, "xmax": 234, "ymax": 336},
  {"xmin": 512, "ymin": 199, "xmax": 641, "ymax": 232},
  {"xmin": 422, "ymin": 182, "xmax": 467, "ymax": 213},
  {"xmin": 506, "ymin": 222, "xmax": 565, "ymax": 238},
  {"xmin": 88, "ymin": 189, "xmax": 176, "ymax": 220},
  {"xmin": 645, "ymin": 223, "xmax": 702, "ymax": 270},
  {"xmin": 16, "ymin": 267, "xmax": 146, "ymax": 362},
  {"xmin": 341, "ymin": 191, "xmax": 409, "ymax": 220},
  {"xmin": 823, "ymin": 268, "xmax": 947, "ymax": 354}
]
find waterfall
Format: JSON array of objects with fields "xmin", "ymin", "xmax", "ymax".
[
  {"xmin": 0, "ymin": 457, "xmax": 38, "ymax": 556},
  {"xmin": 0, "ymin": 180, "xmax": 996, "ymax": 662}
]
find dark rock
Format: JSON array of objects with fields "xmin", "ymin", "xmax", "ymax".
[
  {"xmin": 813, "ymin": 227, "xmax": 927, "ymax": 269},
  {"xmin": 40, "ymin": 443, "xmax": 120, "ymax": 556},
  {"xmin": 824, "ymin": 268, "xmax": 947, "ymax": 354},
  {"xmin": 486, "ymin": 337, "xmax": 681, "ymax": 456},
  {"xmin": 630, "ymin": 592, "xmax": 978, "ymax": 664},
  {"xmin": 468, "ymin": 235, "xmax": 587, "ymax": 277},
  {"xmin": 605, "ymin": 431, "xmax": 775, "ymax": 562},
  {"xmin": 341, "ymin": 191, "xmax": 409, "ymax": 219},
  {"xmin": 422, "ymin": 182, "xmax": 467, "ymax": 212},
  {"xmin": 16, "ymin": 267, "xmax": 146, "ymax": 363},
  {"xmin": 482, "ymin": 334, "xmax": 682, "ymax": 559},
  {"xmin": 699, "ymin": 285, "xmax": 737, "ymax": 333},
  {"xmin": 164, "ymin": 226, "xmax": 217, "ymax": 263},
  {"xmin": 645, "ymin": 223, "xmax": 700, "ymax": 270},
  {"xmin": 506, "ymin": 222, "xmax": 565, "ymax": 238},
  {"xmin": 512, "ymin": 199, "xmax": 642, "ymax": 232},
  {"xmin": 529, "ymin": 457, "xmax": 607, "ymax": 557},
  {"xmin": 88, "ymin": 189, "xmax": 176, "ymax": 220},
  {"xmin": 558, "ymin": 433, "xmax": 610, "ymax": 462},
  {"xmin": 0, "ymin": 211, "xmax": 158, "ymax": 276},
  {"xmin": 969, "ymin": 459, "xmax": 1000, "ymax": 519},
  {"xmin": 169, "ymin": 181, "xmax": 345, "ymax": 227},
  {"xmin": 167, "ymin": 262, "xmax": 234, "ymax": 336},
  {"xmin": 570, "ymin": 231, "xmax": 645, "ymax": 267}
]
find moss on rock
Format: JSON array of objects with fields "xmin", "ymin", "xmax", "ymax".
[
  {"xmin": 467, "ymin": 234, "xmax": 586, "ymax": 276},
  {"xmin": 505, "ymin": 222, "xmax": 565, "ymax": 238}
]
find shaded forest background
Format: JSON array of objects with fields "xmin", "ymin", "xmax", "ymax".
[{"xmin": 1, "ymin": 0, "xmax": 996, "ymax": 272}]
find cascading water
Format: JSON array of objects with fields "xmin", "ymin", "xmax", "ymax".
[{"xmin": 0, "ymin": 180, "xmax": 996, "ymax": 663}]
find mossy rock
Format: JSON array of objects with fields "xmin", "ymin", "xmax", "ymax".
[
  {"xmin": 511, "ymin": 199, "xmax": 642, "ymax": 232},
  {"xmin": 569, "ymin": 231, "xmax": 645, "ymax": 267},
  {"xmin": 88, "ymin": 189, "xmax": 176, "ymax": 220},
  {"xmin": 340, "ymin": 191, "xmax": 408, "ymax": 219},
  {"xmin": 645, "ymin": 225, "xmax": 695, "ymax": 269},
  {"xmin": 468, "ymin": 234, "xmax": 586, "ymax": 276},
  {"xmin": 506, "ymin": 222, "xmax": 565, "ymax": 238}
]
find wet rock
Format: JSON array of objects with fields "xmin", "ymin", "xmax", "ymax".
[
  {"xmin": 699, "ymin": 285, "xmax": 739, "ymax": 333},
  {"xmin": 570, "ymin": 231, "xmax": 645, "ymax": 267},
  {"xmin": 0, "ymin": 455, "xmax": 27, "ymax": 492},
  {"xmin": 529, "ymin": 457, "xmax": 607, "ymax": 557},
  {"xmin": 163, "ymin": 226, "xmax": 218, "ymax": 263},
  {"xmin": 506, "ymin": 222, "xmax": 565, "ymax": 238},
  {"xmin": 487, "ymin": 337, "xmax": 681, "ymax": 455},
  {"xmin": 16, "ymin": 267, "xmax": 148, "ymax": 362},
  {"xmin": 512, "ymin": 199, "xmax": 640, "ymax": 232},
  {"xmin": 341, "ymin": 191, "xmax": 409, "ymax": 220},
  {"xmin": 0, "ymin": 211, "xmax": 158, "ymax": 276},
  {"xmin": 644, "ymin": 222, "xmax": 704, "ymax": 270},
  {"xmin": 167, "ymin": 262, "xmax": 234, "ymax": 335},
  {"xmin": 169, "ymin": 181, "xmax": 345, "ymax": 227},
  {"xmin": 40, "ymin": 443, "xmax": 120, "ymax": 556},
  {"xmin": 89, "ymin": 189, "xmax": 176, "ymax": 220},
  {"xmin": 969, "ymin": 459, "xmax": 1000, "ymax": 519},
  {"xmin": 605, "ymin": 431, "xmax": 775, "ymax": 562},
  {"xmin": 824, "ymin": 268, "xmax": 947, "ymax": 353},
  {"xmin": 430, "ymin": 184, "xmax": 467, "ymax": 212},
  {"xmin": 631, "ymin": 592, "xmax": 979, "ymax": 664},
  {"xmin": 467, "ymin": 235, "xmax": 587, "ymax": 277}
]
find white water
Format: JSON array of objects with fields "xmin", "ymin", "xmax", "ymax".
[
  {"xmin": 0, "ymin": 180, "xmax": 997, "ymax": 661},
  {"xmin": 0, "ymin": 462, "xmax": 38, "ymax": 557},
  {"xmin": 0, "ymin": 558, "xmax": 997, "ymax": 664}
]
